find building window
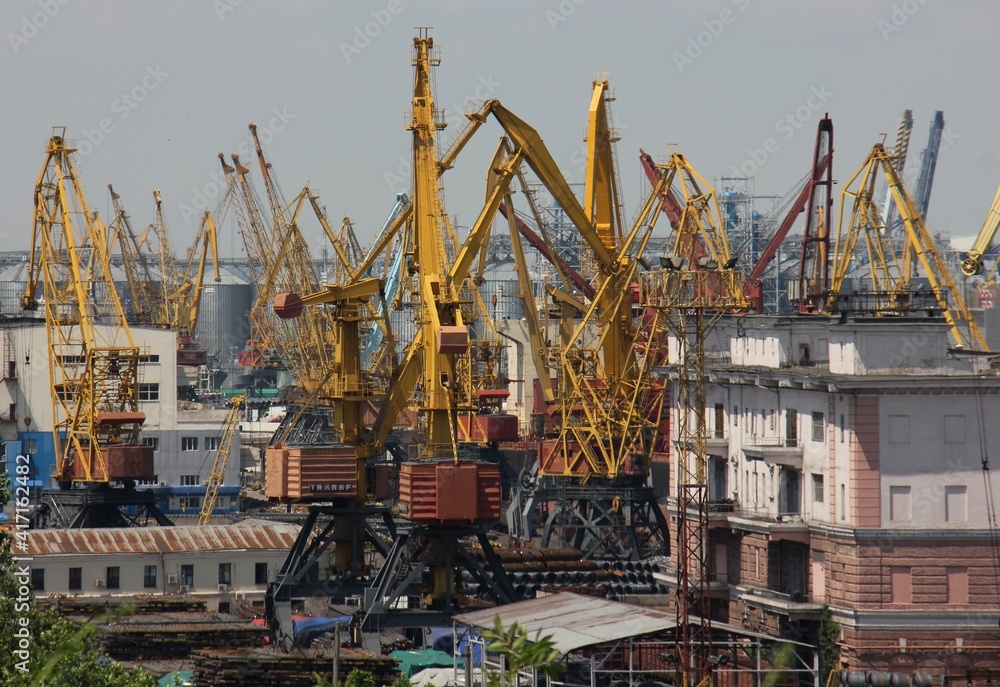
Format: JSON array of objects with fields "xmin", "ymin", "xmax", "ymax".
[
  {"xmin": 945, "ymin": 485, "xmax": 968, "ymax": 523},
  {"xmin": 732, "ymin": 405, "xmax": 738, "ymax": 426},
  {"xmin": 181, "ymin": 437, "xmax": 199, "ymax": 451},
  {"xmin": 811, "ymin": 412, "xmax": 824, "ymax": 442},
  {"xmin": 136, "ymin": 475, "xmax": 159, "ymax": 487},
  {"xmin": 138, "ymin": 383, "xmax": 159, "ymax": 401},
  {"xmin": 812, "ymin": 474, "xmax": 825, "ymax": 503},
  {"xmin": 219, "ymin": 563, "xmax": 232, "ymax": 586},
  {"xmin": 889, "ymin": 415, "xmax": 910, "ymax": 444},
  {"xmin": 23, "ymin": 438, "xmax": 38, "ymax": 454},
  {"xmin": 946, "ymin": 567, "xmax": 969, "ymax": 604},
  {"xmin": 218, "ymin": 601, "xmax": 231, "ymax": 613},
  {"xmin": 839, "ymin": 414, "xmax": 845, "ymax": 443},
  {"xmin": 141, "ymin": 437, "xmax": 159, "ymax": 451},
  {"xmin": 180, "ymin": 475, "xmax": 200, "ymax": 487},
  {"xmin": 206, "ymin": 436, "xmax": 220, "ymax": 452},
  {"xmin": 179, "ymin": 496, "xmax": 201, "ymax": 510},
  {"xmin": 30, "ymin": 568, "xmax": 44, "ymax": 591},
  {"xmin": 839, "ymin": 484, "xmax": 846, "ymax": 521},
  {"xmin": 714, "ymin": 404, "xmax": 724, "ymax": 439},
  {"xmin": 180, "ymin": 565, "xmax": 194, "ymax": 588},
  {"xmin": 889, "ymin": 485, "xmax": 912, "ymax": 521},
  {"xmin": 143, "ymin": 565, "xmax": 157, "ymax": 589},
  {"xmin": 944, "ymin": 415, "xmax": 966, "ymax": 444},
  {"xmin": 890, "ymin": 566, "xmax": 912, "ymax": 604},
  {"xmin": 255, "ymin": 563, "xmax": 269, "ymax": 585},
  {"xmin": 106, "ymin": 566, "xmax": 120, "ymax": 590},
  {"xmin": 53, "ymin": 383, "xmax": 72, "ymax": 401},
  {"xmin": 785, "ymin": 409, "xmax": 798, "ymax": 447},
  {"xmin": 68, "ymin": 567, "xmax": 82, "ymax": 591},
  {"xmin": 139, "ymin": 354, "xmax": 160, "ymax": 363}
]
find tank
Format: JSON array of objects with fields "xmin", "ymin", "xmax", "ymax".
[{"xmin": 195, "ymin": 267, "xmax": 254, "ymax": 365}]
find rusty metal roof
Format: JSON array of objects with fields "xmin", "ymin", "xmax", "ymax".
[
  {"xmin": 454, "ymin": 592, "xmax": 803, "ymax": 655},
  {"xmin": 454, "ymin": 592, "xmax": 678, "ymax": 654},
  {"xmin": 25, "ymin": 521, "xmax": 300, "ymax": 556}
]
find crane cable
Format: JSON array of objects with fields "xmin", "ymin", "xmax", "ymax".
[{"xmin": 971, "ymin": 370, "xmax": 1000, "ymax": 608}]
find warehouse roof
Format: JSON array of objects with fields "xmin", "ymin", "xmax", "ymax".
[
  {"xmin": 454, "ymin": 592, "xmax": 806, "ymax": 655},
  {"xmin": 25, "ymin": 520, "xmax": 299, "ymax": 556}
]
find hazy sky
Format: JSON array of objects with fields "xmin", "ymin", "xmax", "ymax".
[{"xmin": 3, "ymin": 0, "xmax": 999, "ymax": 258}]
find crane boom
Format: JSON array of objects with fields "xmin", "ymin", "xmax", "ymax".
[
  {"xmin": 961, "ymin": 181, "xmax": 1000, "ymax": 277},
  {"xmin": 199, "ymin": 395, "xmax": 245, "ymax": 525}
]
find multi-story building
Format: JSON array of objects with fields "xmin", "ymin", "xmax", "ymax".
[
  {"xmin": 667, "ymin": 314, "xmax": 1000, "ymax": 677},
  {"xmin": 0, "ymin": 316, "xmax": 241, "ymax": 516}
]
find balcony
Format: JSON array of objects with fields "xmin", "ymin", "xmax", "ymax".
[
  {"xmin": 741, "ymin": 436, "xmax": 803, "ymax": 468},
  {"xmin": 724, "ymin": 507, "xmax": 810, "ymax": 544},
  {"xmin": 735, "ymin": 585, "xmax": 823, "ymax": 620}
]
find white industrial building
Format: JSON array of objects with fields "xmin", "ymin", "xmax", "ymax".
[
  {"xmin": 22, "ymin": 521, "xmax": 300, "ymax": 611},
  {"xmin": 0, "ymin": 316, "xmax": 242, "ymax": 516}
]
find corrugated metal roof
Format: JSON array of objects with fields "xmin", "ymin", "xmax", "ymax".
[
  {"xmin": 454, "ymin": 593, "xmax": 679, "ymax": 654},
  {"xmin": 25, "ymin": 521, "xmax": 300, "ymax": 556},
  {"xmin": 454, "ymin": 593, "xmax": 812, "ymax": 654}
]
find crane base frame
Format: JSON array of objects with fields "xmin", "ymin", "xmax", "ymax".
[
  {"xmin": 360, "ymin": 523, "xmax": 518, "ymax": 630},
  {"xmin": 266, "ymin": 504, "xmax": 396, "ymax": 648},
  {"xmin": 36, "ymin": 485, "xmax": 173, "ymax": 528},
  {"xmin": 536, "ymin": 482, "xmax": 669, "ymax": 561}
]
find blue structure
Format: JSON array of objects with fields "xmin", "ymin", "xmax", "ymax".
[{"xmin": 4, "ymin": 432, "xmax": 57, "ymax": 493}]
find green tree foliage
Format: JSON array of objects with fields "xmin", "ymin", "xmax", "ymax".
[
  {"xmin": 391, "ymin": 676, "xmax": 413, "ymax": 687},
  {"xmin": 818, "ymin": 604, "xmax": 841, "ymax": 685},
  {"xmin": 0, "ymin": 472, "xmax": 154, "ymax": 686},
  {"xmin": 482, "ymin": 614, "xmax": 565, "ymax": 687},
  {"xmin": 313, "ymin": 667, "xmax": 377, "ymax": 687},
  {"xmin": 345, "ymin": 668, "xmax": 376, "ymax": 687}
]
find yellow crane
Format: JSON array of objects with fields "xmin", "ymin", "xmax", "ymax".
[
  {"xmin": 638, "ymin": 168, "xmax": 747, "ymax": 687},
  {"xmin": 199, "ymin": 395, "xmax": 245, "ymax": 525},
  {"xmin": 961, "ymin": 181, "xmax": 1000, "ymax": 277},
  {"xmin": 827, "ymin": 141, "xmax": 988, "ymax": 350},
  {"xmin": 22, "ymin": 130, "xmax": 165, "ymax": 526},
  {"xmin": 107, "ymin": 184, "xmax": 159, "ymax": 326}
]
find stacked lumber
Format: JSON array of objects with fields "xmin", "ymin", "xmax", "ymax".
[
  {"xmin": 95, "ymin": 612, "xmax": 267, "ymax": 660},
  {"xmin": 44, "ymin": 594, "xmax": 207, "ymax": 616},
  {"xmin": 192, "ymin": 647, "xmax": 401, "ymax": 686}
]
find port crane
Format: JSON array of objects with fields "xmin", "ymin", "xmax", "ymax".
[
  {"xmin": 502, "ymin": 80, "xmax": 674, "ymax": 559},
  {"xmin": 199, "ymin": 395, "xmax": 245, "ymax": 525},
  {"xmin": 961, "ymin": 182, "xmax": 1000, "ymax": 278},
  {"xmin": 267, "ymin": 32, "xmax": 526, "ymax": 642},
  {"xmin": 826, "ymin": 141, "xmax": 988, "ymax": 351},
  {"xmin": 22, "ymin": 130, "xmax": 169, "ymax": 527},
  {"xmin": 638, "ymin": 154, "xmax": 747, "ymax": 686}
]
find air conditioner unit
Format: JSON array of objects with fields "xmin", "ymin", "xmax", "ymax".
[
  {"xmin": 167, "ymin": 573, "xmax": 179, "ymax": 585},
  {"xmin": 218, "ymin": 584, "xmax": 231, "ymax": 593},
  {"xmin": 95, "ymin": 578, "xmax": 106, "ymax": 589},
  {"xmin": 179, "ymin": 585, "xmax": 191, "ymax": 593},
  {"xmin": 236, "ymin": 592, "xmax": 247, "ymax": 602}
]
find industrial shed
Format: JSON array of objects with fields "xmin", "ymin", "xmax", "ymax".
[{"xmin": 453, "ymin": 593, "xmax": 819, "ymax": 687}]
